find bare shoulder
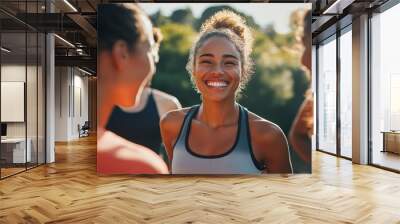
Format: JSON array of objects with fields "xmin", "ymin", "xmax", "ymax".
[
  {"xmin": 247, "ymin": 111, "xmax": 286, "ymax": 142},
  {"xmin": 159, "ymin": 107, "xmax": 191, "ymax": 140},
  {"xmin": 152, "ymin": 88, "xmax": 177, "ymax": 100},
  {"xmin": 152, "ymin": 89, "xmax": 182, "ymax": 110},
  {"xmin": 160, "ymin": 107, "xmax": 192, "ymax": 163},
  {"xmin": 247, "ymin": 111, "xmax": 291, "ymax": 173},
  {"xmin": 160, "ymin": 107, "xmax": 190, "ymax": 128}
]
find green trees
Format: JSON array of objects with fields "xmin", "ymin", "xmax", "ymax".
[
  {"xmin": 170, "ymin": 8, "xmax": 196, "ymax": 26},
  {"xmin": 195, "ymin": 5, "xmax": 260, "ymax": 30},
  {"xmin": 152, "ymin": 23, "xmax": 200, "ymax": 107}
]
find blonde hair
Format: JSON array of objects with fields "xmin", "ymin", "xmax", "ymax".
[
  {"xmin": 291, "ymin": 9, "xmax": 311, "ymax": 44},
  {"xmin": 186, "ymin": 10, "xmax": 254, "ymax": 95},
  {"xmin": 291, "ymin": 9, "xmax": 312, "ymax": 96}
]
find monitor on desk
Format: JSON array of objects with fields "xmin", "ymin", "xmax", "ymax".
[{"xmin": 1, "ymin": 123, "xmax": 7, "ymax": 138}]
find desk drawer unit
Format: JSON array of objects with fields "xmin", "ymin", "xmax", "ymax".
[{"xmin": 383, "ymin": 132, "xmax": 400, "ymax": 154}]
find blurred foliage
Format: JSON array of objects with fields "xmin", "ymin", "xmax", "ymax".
[
  {"xmin": 152, "ymin": 23, "xmax": 200, "ymax": 107},
  {"xmin": 150, "ymin": 10, "xmax": 170, "ymax": 26},
  {"xmin": 195, "ymin": 5, "xmax": 260, "ymax": 30},
  {"xmin": 170, "ymin": 8, "xmax": 196, "ymax": 26},
  {"xmin": 151, "ymin": 7, "xmax": 309, "ymax": 136}
]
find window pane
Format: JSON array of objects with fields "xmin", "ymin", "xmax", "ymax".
[
  {"xmin": 340, "ymin": 29, "xmax": 352, "ymax": 158},
  {"xmin": 1, "ymin": 30, "xmax": 28, "ymax": 177},
  {"xmin": 318, "ymin": 36, "xmax": 337, "ymax": 154},
  {"xmin": 371, "ymin": 3, "xmax": 400, "ymax": 171}
]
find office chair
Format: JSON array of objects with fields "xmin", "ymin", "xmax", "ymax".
[{"xmin": 79, "ymin": 121, "xmax": 90, "ymax": 138}]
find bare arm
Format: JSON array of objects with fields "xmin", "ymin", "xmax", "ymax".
[
  {"xmin": 97, "ymin": 131, "xmax": 169, "ymax": 174},
  {"xmin": 264, "ymin": 126, "xmax": 292, "ymax": 173},
  {"xmin": 159, "ymin": 109, "xmax": 186, "ymax": 170},
  {"xmin": 250, "ymin": 117, "xmax": 292, "ymax": 174},
  {"xmin": 289, "ymin": 97, "xmax": 313, "ymax": 163}
]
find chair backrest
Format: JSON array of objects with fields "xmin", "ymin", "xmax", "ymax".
[{"xmin": 82, "ymin": 121, "xmax": 90, "ymax": 129}]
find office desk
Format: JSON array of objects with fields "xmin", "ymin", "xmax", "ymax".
[
  {"xmin": 381, "ymin": 131, "xmax": 400, "ymax": 154},
  {"xmin": 1, "ymin": 138, "xmax": 31, "ymax": 163}
]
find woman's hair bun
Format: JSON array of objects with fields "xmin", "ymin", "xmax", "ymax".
[{"xmin": 200, "ymin": 10, "xmax": 251, "ymax": 45}]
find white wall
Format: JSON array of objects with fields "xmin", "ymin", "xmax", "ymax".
[
  {"xmin": 54, "ymin": 67, "xmax": 89, "ymax": 141},
  {"xmin": 71, "ymin": 73, "xmax": 89, "ymax": 138},
  {"xmin": 1, "ymin": 64, "xmax": 26, "ymax": 81},
  {"xmin": 55, "ymin": 67, "xmax": 69, "ymax": 141}
]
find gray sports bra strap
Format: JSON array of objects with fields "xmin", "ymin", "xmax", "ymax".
[
  {"xmin": 173, "ymin": 105, "xmax": 200, "ymax": 149},
  {"xmin": 236, "ymin": 105, "xmax": 248, "ymax": 151},
  {"xmin": 240, "ymin": 106, "xmax": 265, "ymax": 170}
]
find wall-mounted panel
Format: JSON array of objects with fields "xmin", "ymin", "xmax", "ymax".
[{"xmin": 1, "ymin": 82, "xmax": 25, "ymax": 122}]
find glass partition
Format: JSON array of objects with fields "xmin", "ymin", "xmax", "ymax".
[
  {"xmin": 1, "ymin": 30, "xmax": 28, "ymax": 177},
  {"xmin": 0, "ymin": 1, "xmax": 46, "ymax": 179},
  {"xmin": 317, "ymin": 35, "xmax": 337, "ymax": 155},
  {"xmin": 370, "ymin": 3, "xmax": 400, "ymax": 171}
]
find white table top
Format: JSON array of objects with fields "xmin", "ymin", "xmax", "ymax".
[{"xmin": 1, "ymin": 138, "xmax": 27, "ymax": 143}]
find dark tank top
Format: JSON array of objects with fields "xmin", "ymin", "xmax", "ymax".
[{"xmin": 105, "ymin": 91, "xmax": 162, "ymax": 153}]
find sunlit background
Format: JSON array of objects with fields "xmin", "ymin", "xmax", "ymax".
[{"xmin": 140, "ymin": 3, "xmax": 311, "ymax": 135}]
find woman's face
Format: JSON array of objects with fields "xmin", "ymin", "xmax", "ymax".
[
  {"xmin": 113, "ymin": 15, "xmax": 156, "ymax": 107},
  {"xmin": 129, "ymin": 15, "xmax": 156, "ymax": 87},
  {"xmin": 193, "ymin": 36, "xmax": 242, "ymax": 102}
]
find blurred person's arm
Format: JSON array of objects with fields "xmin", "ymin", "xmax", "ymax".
[
  {"xmin": 97, "ymin": 131, "xmax": 169, "ymax": 174},
  {"xmin": 289, "ymin": 97, "xmax": 313, "ymax": 163}
]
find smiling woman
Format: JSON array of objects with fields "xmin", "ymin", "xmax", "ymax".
[{"xmin": 160, "ymin": 10, "xmax": 293, "ymax": 174}]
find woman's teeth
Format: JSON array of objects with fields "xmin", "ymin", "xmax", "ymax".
[{"xmin": 206, "ymin": 81, "xmax": 228, "ymax": 87}]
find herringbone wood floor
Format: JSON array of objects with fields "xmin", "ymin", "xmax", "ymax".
[{"xmin": 1, "ymin": 135, "xmax": 399, "ymax": 224}]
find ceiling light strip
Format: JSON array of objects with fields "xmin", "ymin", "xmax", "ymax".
[
  {"xmin": 63, "ymin": 0, "xmax": 78, "ymax": 12},
  {"xmin": 78, "ymin": 67, "xmax": 93, "ymax": 76},
  {"xmin": 1, "ymin": 47, "xmax": 11, "ymax": 53},
  {"xmin": 54, "ymin": 34, "xmax": 75, "ymax": 48}
]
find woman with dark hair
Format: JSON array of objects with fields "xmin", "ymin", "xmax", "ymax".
[
  {"xmin": 105, "ymin": 27, "xmax": 182, "ymax": 162},
  {"xmin": 97, "ymin": 3, "xmax": 168, "ymax": 174},
  {"xmin": 288, "ymin": 10, "xmax": 313, "ymax": 165},
  {"xmin": 160, "ymin": 10, "xmax": 292, "ymax": 174}
]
